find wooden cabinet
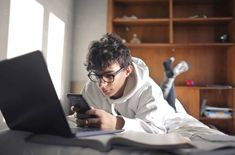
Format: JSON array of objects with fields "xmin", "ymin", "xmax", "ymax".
[
  {"xmin": 108, "ymin": 0, "xmax": 235, "ymax": 135},
  {"xmin": 176, "ymin": 86, "xmax": 235, "ymax": 135}
]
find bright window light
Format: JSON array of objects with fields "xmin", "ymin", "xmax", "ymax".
[
  {"xmin": 47, "ymin": 13, "xmax": 65, "ymax": 98},
  {"xmin": 7, "ymin": 0, "xmax": 44, "ymax": 58}
]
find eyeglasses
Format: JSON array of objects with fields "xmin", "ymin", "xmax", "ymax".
[{"xmin": 88, "ymin": 67, "xmax": 125, "ymax": 83}]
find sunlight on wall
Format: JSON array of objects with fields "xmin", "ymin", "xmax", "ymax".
[
  {"xmin": 7, "ymin": 0, "xmax": 65, "ymax": 99},
  {"xmin": 47, "ymin": 13, "xmax": 65, "ymax": 98},
  {"xmin": 7, "ymin": 0, "xmax": 44, "ymax": 58}
]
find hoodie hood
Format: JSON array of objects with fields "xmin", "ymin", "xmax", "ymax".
[{"xmin": 108, "ymin": 57, "xmax": 150, "ymax": 104}]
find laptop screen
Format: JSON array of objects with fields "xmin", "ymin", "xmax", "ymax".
[{"xmin": 0, "ymin": 51, "xmax": 73, "ymax": 137}]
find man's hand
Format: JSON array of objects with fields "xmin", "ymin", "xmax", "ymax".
[
  {"xmin": 71, "ymin": 106, "xmax": 124, "ymax": 130},
  {"xmin": 85, "ymin": 108, "xmax": 124, "ymax": 130}
]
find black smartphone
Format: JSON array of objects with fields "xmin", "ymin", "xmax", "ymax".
[{"xmin": 67, "ymin": 93, "xmax": 91, "ymax": 113}]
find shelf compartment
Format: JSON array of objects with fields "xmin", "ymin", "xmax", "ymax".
[
  {"xmin": 200, "ymin": 89, "xmax": 234, "ymax": 109},
  {"xmin": 113, "ymin": 25, "xmax": 169, "ymax": 44},
  {"xmin": 113, "ymin": 0, "xmax": 169, "ymax": 19},
  {"xmin": 173, "ymin": 0, "xmax": 233, "ymax": 18},
  {"xmin": 173, "ymin": 23, "xmax": 230, "ymax": 43},
  {"xmin": 175, "ymin": 86, "xmax": 235, "ymax": 135},
  {"xmin": 127, "ymin": 43, "xmax": 234, "ymax": 48}
]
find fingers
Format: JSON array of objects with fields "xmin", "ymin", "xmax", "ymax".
[
  {"xmin": 86, "ymin": 108, "xmax": 102, "ymax": 117},
  {"xmin": 76, "ymin": 118, "xmax": 100, "ymax": 128},
  {"xmin": 76, "ymin": 119, "xmax": 87, "ymax": 127},
  {"xmin": 87, "ymin": 118, "xmax": 100, "ymax": 124},
  {"xmin": 76, "ymin": 108, "xmax": 112, "ymax": 129},
  {"xmin": 87, "ymin": 118, "xmax": 101, "ymax": 128},
  {"xmin": 76, "ymin": 108, "xmax": 101, "ymax": 128}
]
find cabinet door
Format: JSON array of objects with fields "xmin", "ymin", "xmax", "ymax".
[{"xmin": 176, "ymin": 87, "xmax": 200, "ymax": 118}]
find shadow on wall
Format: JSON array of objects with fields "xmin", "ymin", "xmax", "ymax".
[{"xmin": 0, "ymin": 111, "xmax": 8, "ymax": 130}]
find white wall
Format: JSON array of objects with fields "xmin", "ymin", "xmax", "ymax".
[
  {"xmin": 0, "ymin": 0, "xmax": 74, "ymax": 129},
  {"xmin": 36, "ymin": 0, "xmax": 74, "ymax": 113},
  {"xmin": 0, "ymin": 0, "xmax": 10, "ymax": 60},
  {"xmin": 0, "ymin": 0, "xmax": 108, "ymax": 129},
  {"xmin": 71, "ymin": 0, "xmax": 108, "ymax": 92},
  {"xmin": 0, "ymin": 0, "xmax": 11, "ymax": 130}
]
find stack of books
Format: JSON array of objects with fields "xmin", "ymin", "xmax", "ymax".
[{"xmin": 203, "ymin": 106, "xmax": 233, "ymax": 119}]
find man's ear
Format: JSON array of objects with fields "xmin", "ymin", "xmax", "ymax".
[{"xmin": 125, "ymin": 65, "xmax": 133, "ymax": 77}]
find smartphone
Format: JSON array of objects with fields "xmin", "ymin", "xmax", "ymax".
[{"xmin": 67, "ymin": 93, "xmax": 91, "ymax": 113}]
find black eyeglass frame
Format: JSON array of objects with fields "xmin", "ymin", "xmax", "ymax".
[{"xmin": 88, "ymin": 67, "xmax": 125, "ymax": 83}]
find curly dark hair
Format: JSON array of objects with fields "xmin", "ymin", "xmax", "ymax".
[{"xmin": 85, "ymin": 33, "xmax": 132, "ymax": 71}]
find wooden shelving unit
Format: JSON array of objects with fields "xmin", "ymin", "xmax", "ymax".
[{"xmin": 108, "ymin": 0, "xmax": 235, "ymax": 135}]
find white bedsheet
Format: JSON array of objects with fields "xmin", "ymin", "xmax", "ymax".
[
  {"xmin": 165, "ymin": 112, "xmax": 235, "ymax": 151},
  {"xmin": 165, "ymin": 112, "xmax": 225, "ymax": 137}
]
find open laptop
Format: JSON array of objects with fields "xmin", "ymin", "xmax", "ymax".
[{"xmin": 0, "ymin": 50, "xmax": 123, "ymax": 137}]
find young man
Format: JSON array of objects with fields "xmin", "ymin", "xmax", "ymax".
[{"xmin": 75, "ymin": 33, "xmax": 177, "ymax": 134}]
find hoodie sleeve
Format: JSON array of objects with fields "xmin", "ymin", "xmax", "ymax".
[{"xmin": 121, "ymin": 81, "xmax": 176, "ymax": 134}]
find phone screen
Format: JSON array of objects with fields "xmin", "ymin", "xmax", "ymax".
[{"xmin": 67, "ymin": 94, "xmax": 91, "ymax": 113}]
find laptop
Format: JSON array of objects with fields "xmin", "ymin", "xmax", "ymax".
[{"xmin": 0, "ymin": 50, "xmax": 123, "ymax": 137}]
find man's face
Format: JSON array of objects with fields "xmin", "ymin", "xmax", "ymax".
[{"xmin": 95, "ymin": 63, "xmax": 132, "ymax": 98}]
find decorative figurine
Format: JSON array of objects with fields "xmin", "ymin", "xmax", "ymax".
[{"xmin": 130, "ymin": 33, "xmax": 141, "ymax": 44}]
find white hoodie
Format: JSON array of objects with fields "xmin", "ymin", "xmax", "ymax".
[{"xmin": 81, "ymin": 57, "xmax": 176, "ymax": 134}]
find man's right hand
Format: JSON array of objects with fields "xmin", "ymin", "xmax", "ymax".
[{"xmin": 71, "ymin": 106, "xmax": 98, "ymax": 128}]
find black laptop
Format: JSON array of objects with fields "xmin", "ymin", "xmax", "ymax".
[{"xmin": 0, "ymin": 51, "xmax": 123, "ymax": 137}]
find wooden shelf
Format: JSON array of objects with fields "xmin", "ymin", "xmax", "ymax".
[
  {"xmin": 200, "ymin": 117, "xmax": 233, "ymax": 121},
  {"xmin": 173, "ymin": 0, "xmax": 224, "ymax": 5},
  {"xmin": 173, "ymin": 17, "xmax": 234, "ymax": 24},
  {"xmin": 127, "ymin": 43, "xmax": 234, "ymax": 48},
  {"xmin": 113, "ymin": 17, "xmax": 233, "ymax": 25},
  {"xmin": 113, "ymin": 18, "xmax": 169, "ymax": 25},
  {"xmin": 200, "ymin": 86, "xmax": 234, "ymax": 90},
  {"xmin": 109, "ymin": 0, "xmax": 235, "ymax": 135},
  {"xmin": 176, "ymin": 86, "xmax": 234, "ymax": 90},
  {"xmin": 114, "ymin": 0, "xmax": 168, "ymax": 5}
]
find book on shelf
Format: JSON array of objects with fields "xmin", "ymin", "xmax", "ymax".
[
  {"xmin": 205, "ymin": 106, "xmax": 233, "ymax": 112},
  {"xmin": 27, "ymin": 131, "xmax": 194, "ymax": 151},
  {"xmin": 201, "ymin": 99, "xmax": 233, "ymax": 118},
  {"xmin": 204, "ymin": 110, "xmax": 232, "ymax": 119}
]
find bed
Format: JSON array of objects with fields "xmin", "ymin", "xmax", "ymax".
[{"xmin": 0, "ymin": 112, "xmax": 235, "ymax": 155}]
